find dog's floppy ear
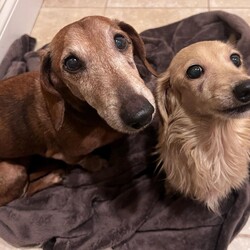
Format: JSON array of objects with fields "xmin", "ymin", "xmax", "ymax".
[
  {"xmin": 227, "ymin": 33, "xmax": 238, "ymax": 47},
  {"xmin": 156, "ymin": 70, "xmax": 172, "ymax": 125},
  {"xmin": 40, "ymin": 50, "xmax": 65, "ymax": 131},
  {"xmin": 117, "ymin": 21, "xmax": 158, "ymax": 77}
]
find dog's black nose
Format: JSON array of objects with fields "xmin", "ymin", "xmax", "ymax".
[
  {"xmin": 233, "ymin": 80, "xmax": 250, "ymax": 103},
  {"xmin": 120, "ymin": 97, "xmax": 154, "ymax": 130}
]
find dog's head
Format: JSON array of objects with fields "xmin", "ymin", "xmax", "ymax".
[
  {"xmin": 40, "ymin": 16, "xmax": 157, "ymax": 133},
  {"xmin": 157, "ymin": 40, "xmax": 250, "ymax": 121}
]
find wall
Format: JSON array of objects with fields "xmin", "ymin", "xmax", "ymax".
[{"xmin": 0, "ymin": 0, "xmax": 43, "ymax": 62}]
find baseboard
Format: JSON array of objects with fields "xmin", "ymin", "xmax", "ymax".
[{"xmin": 0, "ymin": 0, "xmax": 43, "ymax": 63}]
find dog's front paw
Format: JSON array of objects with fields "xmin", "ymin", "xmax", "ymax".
[
  {"xmin": 48, "ymin": 169, "xmax": 65, "ymax": 184},
  {"xmin": 25, "ymin": 169, "xmax": 66, "ymax": 196}
]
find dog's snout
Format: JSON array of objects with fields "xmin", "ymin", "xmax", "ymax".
[
  {"xmin": 233, "ymin": 80, "xmax": 250, "ymax": 103},
  {"xmin": 120, "ymin": 97, "xmax": 154, "ymax": 130},
  {"xmin": 130, "ymin": 104, "xmax": 154, "ymax": 129}
]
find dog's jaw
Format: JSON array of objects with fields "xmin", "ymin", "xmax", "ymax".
[{"xmin": 221, "ymin": 102, "xmax": 250, "ymax": 117}]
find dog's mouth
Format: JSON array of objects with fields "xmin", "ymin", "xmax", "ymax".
[{"xmin": 221, "ymin": 102, "xmax": 250, "ymax": 115}]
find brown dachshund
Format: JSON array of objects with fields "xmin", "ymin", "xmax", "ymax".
[{"xmin": 0, "ymin": 16, "xmax": 157, "ymax": 206}]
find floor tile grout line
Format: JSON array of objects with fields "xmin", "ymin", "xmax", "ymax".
[
  {"xmin": 41, "ymin": 7, "xmax": 208, "ymax": 9},
  {"xmin": 104, "ymin": 0, "xmax": 109, "ymax": 9},
  {"xmin": 104, "ymin": 0, "xmax": 108, "ymax": 16},
  {"xmin": 40, "ymin": 6, "xmax": 250, "ymax": 10}
]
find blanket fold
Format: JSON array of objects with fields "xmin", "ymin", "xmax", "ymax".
[{"xmin": 0, "ymin": 11, "xmax": 249, "ymax": 250}]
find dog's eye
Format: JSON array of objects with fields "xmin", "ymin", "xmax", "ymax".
[
  {"xmin": 186, "ymin": 65, "xmax": 204, "ymax": 79},
  {"xmin": 114, "ymin": 34, "xmax": 128, "ymax": 51},
  {"xmin": 64, "ymin": 56, "xmax": 83, "ymax": 73},
  {"xmin": 230, "ymin": 53, "xmax": 241, "ymax": 67}
]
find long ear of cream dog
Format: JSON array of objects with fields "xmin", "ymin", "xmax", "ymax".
[{"xmin": 157, "ymin": 40, "xmax": 250, "ymax": 213}]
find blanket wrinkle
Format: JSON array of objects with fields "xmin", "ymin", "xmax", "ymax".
[
  {"xmin": 0, "ymin": 10, "xmax": 249, "ymax": 250},
  {"xmin": 0, "ymin": 34, "xmax": 36, "ymax": 79}
]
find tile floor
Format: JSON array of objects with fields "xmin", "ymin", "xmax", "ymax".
[
  {"xmin": 2, "ymin": 0, "xmax": 250, "ymax": 249},
  {"xmin": 31, "ymin": 0, "xmax": 250, "ymax": 49}
]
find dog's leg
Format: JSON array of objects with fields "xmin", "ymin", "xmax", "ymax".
[
  {"xmin": 25, "ymin": 169, "xmax": 65, "ymax": 196},
  {"xmin": 0, "ymin": 161, "xmax": 28, "ymax": 206}
]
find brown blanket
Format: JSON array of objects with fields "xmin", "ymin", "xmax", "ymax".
[{"xmin": 0, "ymin": 11, "xmax": 249, "ymax": 250}]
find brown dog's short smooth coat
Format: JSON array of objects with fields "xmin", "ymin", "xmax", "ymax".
[
  {"xmin": 157, "ymin": 41, "xmax": 250, "ymax": 212},
  {"xmin": 0, "ymin": 16, "xmax": 157, "ymax": 206}
]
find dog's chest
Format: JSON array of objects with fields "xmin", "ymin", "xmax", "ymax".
[{"xmin": 165, "ymin": 119, "xmax": 250, "ymax": 188}]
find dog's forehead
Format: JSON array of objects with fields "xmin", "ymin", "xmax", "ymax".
[
  {"xmin": 60, "ymin": 16, "xmax": 119, "ymax": 42},
  {"xmin": 79, "ymin": 15, "xmax": 117, "ymax": 28},
  {"xmin": 170, "ymin": 41, "xmax": 238, "ymax": 71},
  {"xmin": 50, "ymin": 16, "xmax": 122, "ymax": 59}
]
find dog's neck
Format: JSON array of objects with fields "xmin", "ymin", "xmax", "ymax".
[{"xmin": 160, "ymin": 104, "xmax": 250, "ymax": 211}]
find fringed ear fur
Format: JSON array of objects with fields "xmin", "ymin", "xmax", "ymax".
[
  {"xmin": 156, "ymin": 71, "xmax": 172, "ymax": 127},
  {"xmin": 227, "ymin": 33, "xmax": 239, "ymax": 47},
  {"xmin": 40, "ymin": 51, "xmax": 65, "ymax": 131},
  {"xmin": 117, "ymin": 21, "xmax": 158, "ymax": 77}
]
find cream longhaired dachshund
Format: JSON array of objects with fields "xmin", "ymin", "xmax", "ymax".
[{"xmin": 157, "ymin": 40, "xmax": 250, "ymax": 212}]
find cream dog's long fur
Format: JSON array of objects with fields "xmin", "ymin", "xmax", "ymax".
[{"xmin": 157, "ymin": 40, "xmax": 250, "ymax": 212}]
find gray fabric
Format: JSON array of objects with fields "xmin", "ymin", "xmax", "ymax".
[
  {"xmin": 0, "ymin": 34, "xmax": 36, "ymax": 79},
  {"xmin": 0, "ymin": 11, "xmax": 249, "ymax": 250}
]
